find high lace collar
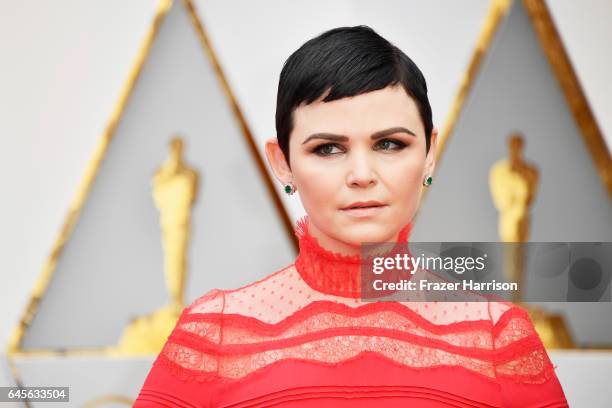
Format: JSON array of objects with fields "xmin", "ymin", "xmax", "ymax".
[{"xmin": 293, "ymin": 215, "xmax": 413, "ymax": 298}]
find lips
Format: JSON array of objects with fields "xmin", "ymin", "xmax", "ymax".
[
  {"xmin": 341, "ymin": 201, "xmax": 386, "ymax": 210},
  {"xmin": 340, "ymin": 201, "xmax": 388, "ymax": 218}
]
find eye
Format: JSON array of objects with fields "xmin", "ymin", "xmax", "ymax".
[
  {"xmin": 374, "ymin": 138, "xmax": 407, "ymax": 151},
  {"xmin": 312, "ymin": 143, "xmax": 344, "ymax": 156}
]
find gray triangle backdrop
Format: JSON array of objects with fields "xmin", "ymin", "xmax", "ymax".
[
  {"xmin": 22, "ymin": 1, "xmax": 294, "ymax": 349},
  {"xmin": 411, "ymin": 1, "xmax": 612, "ymax": 346}
]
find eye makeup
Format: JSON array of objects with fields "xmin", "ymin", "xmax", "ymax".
[{"xmin": 310, "ymin": 137, "xmax": 408, "ymax": 157}]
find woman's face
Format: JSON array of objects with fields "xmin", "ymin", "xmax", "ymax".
[{"xmin": 269, "ymin": 85, "xmax": 437, "ymax": 255}]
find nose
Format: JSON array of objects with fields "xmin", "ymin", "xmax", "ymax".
[{"xmin": 346, "ymin": 149, "xmax": 377, "ymax": 188}]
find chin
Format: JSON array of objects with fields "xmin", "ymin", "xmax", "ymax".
[{"xmin": 339, "ymin": 223, "xmax": 393, "ymax": 245}]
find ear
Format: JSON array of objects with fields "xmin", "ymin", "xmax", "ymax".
[
  {"xmin": 424, "ymin": 127, "xmax": 438, "ymax": 177},
  {"xmin": 264, "ymin": 137, "xmax": 293, "ymax": 185}
]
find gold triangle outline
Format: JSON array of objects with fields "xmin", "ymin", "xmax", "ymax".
[
  {"xmin": 420, "ymin": 0, "xmax": 611, "ymax": 211},
  {"xmin": 6, "ymin": 0, "xmax": 297, "ymax": 359},
  {"xmin": 9, "ymin": 0, "xmax": 611, "ymax": 362}
]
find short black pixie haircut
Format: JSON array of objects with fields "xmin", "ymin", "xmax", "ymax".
[{"xmin": 276, "ymin": 25, "xmax": 433, "ymax": 167}]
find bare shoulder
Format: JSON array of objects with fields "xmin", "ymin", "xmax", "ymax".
[
  {"xmin": 486, "ymin": 300, "xmax": 529, "ymax": 326},
  {"xmin": 186, "ymin": 264, "xmax": 297, "ymax": 315},
  {"xmin": 186, "ymin": 288, "xmax": 225, "ymax": 314}
]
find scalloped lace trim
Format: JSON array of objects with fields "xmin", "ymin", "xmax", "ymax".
[{"xmin": 157, "ymin": 300, "xmax": 555, "ymax": 386}]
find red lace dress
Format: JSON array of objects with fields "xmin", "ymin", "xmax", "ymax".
[{"xmin": 134, "ymin": 216, "xmax": 568, "ymax": 407}]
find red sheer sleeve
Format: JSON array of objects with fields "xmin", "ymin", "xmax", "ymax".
[
  {"xmin": 134, "ymin": 288, "xmax": 225, "ymax": 407},
  {"xmin": 488, "ymin": 302, "xmax": 568, "ymax": 407}
]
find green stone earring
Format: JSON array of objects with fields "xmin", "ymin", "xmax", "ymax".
[
  {"xmin": 284, "ymin": 182, "xmax": 296, "ymax": 195},
  {"xmin": 423, "ymin": 175, "xmax": 433, "ymax": 187}
]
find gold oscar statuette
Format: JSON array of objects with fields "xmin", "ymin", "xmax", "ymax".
[
  {"xmin": 489, "ymin": 133, "xmax": 573, "ymax": 349},
  {"xmin": 114, "ymin": 136, "xmax": 200, "ymax": 355}
]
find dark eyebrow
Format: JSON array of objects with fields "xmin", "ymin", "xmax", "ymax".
[
  {"xmin": 371, "ymin": 127, "xmax": 416, "ymax": 140},
  {"xmin": 302, "ymin": 127, "xmax": 416, "ymax": 144},
  {"xmin": 301, "ymin": 133, "xmax": 349, "ymax": 144}
]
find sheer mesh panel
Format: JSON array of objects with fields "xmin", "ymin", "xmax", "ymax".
[{"xmin": 156, "ymin": 267, "xmax": 553, "ymax": 385}]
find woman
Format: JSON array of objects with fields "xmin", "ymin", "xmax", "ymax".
[{"xmin": 134, "ymin": 26, "xmax": 568, "ymax": 407}]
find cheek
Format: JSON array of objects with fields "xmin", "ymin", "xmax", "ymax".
[
  {"xmin": 292, "ymin": 161, "xmax": 343, "ymax": 212},
  {"xmin": 384, "ymin": 158, "xmax": 423, "ymax": 202}
]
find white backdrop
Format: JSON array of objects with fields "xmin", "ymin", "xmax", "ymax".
[{"xmin": 1, "ymin": 0, "xmax": 611, "ymax": 404}]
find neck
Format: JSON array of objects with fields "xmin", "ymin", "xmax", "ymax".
[{"xmin": 307, "ymin": 218, "xmax": 406, "ymax": 258}]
